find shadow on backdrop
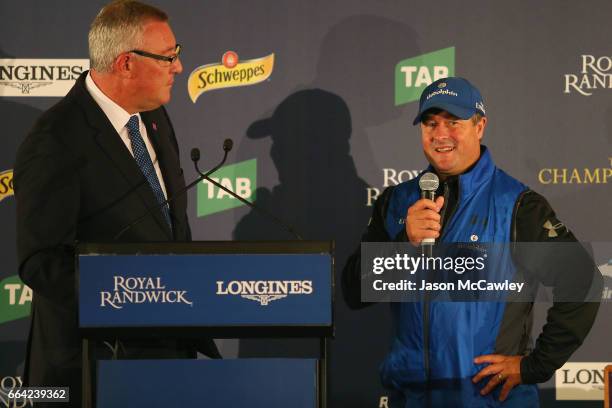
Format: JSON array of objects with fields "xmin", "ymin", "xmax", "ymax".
[
  {"xmin": 234, "ymin": 88, "xmax": 367, "ymax": 354},
  {"xmin": 233, "ymin": 15, "xmax": 419, "ymax": 407}
]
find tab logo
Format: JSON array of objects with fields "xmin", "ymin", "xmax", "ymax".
[
  {"xmin": 0, "ymin": 170, "xmax": 13, "ymax": 202},
  {"xmin": 188, "ymin": 52, "xmax": 274, "ymax": 103},
  {"xmin": 1, "ymin": 275, "xmax": 32, "ymax": 324},
  {"xmin": 0, "ymin": 59, "xmax": 89, "ymax": 97},
  {"xmin": 394, "ymin": 47, "xmax": 455, "ymax": 106},
  {"xmin": 216, "ymin": 280, "xmax": 313, "ymax": 306},
  {"xmin": 197, "ymin": 158, "xmax": 257, "ymax": 217}
]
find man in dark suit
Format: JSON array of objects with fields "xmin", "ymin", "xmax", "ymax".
[{"xmin": 13, "ymin": 1, "xmax": 218, "ymax": 406}]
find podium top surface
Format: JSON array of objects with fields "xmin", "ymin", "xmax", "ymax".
[{"xmin": 76, "ymin": 240, "xmax": 334, "ymax": 255}]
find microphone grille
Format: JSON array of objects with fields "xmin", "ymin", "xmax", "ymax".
[
  {"xmin": 419, "ymin": 172, "xmax": 439, "ymax": 191},
  {"xmin": 190, "ymin": 148, "xmax": 200, "ymax": 162}
]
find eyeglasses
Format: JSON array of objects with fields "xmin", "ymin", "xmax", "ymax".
[{"xmin": 129, "ymin": 44, "xmax": 181, "ymax": 65}]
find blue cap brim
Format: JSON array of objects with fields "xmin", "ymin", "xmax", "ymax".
[{"xmin": 412, "ymin": 102, "xmax": 477, "ymax": 125}]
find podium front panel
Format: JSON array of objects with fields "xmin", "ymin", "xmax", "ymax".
[
  {"xmin": 97, "ymin": 359, "xmax": 317, "ymax": 407},
  {"xmin": 78, "ymin": 251, "xmax": 332, "ymax": 335}
]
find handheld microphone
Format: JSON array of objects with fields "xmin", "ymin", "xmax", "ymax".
[
  {"xmin": 418, "ymin": 172, "xmax": 439, "ymax": 256},
  {"xmin": 113, "ymin": 139, "xmax": 232, "ymax": 240},
  {"xmin": 192, "ymin": 149, "xmax": 303, "ymax": 240}
]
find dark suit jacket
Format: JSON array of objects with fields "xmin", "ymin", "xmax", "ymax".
[{"xmin": 14, "ymin": 72, "xmax": 219, "ymax": 406}]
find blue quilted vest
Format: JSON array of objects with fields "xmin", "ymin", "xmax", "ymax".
[{"xmin": 379, "ymin": 147, "xmax": 538, "ymax": 407}]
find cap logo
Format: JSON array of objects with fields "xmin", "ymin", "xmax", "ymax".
[
  {"xmin": 475, "ymin": 101, "xmax": 486, "ymax": 114},
  {"xmin": 426, "ymin": 88, "xmax": 458, "ymax": 100},
  {"xmin": 438, "ymin": 82, "xmax": 447, "ymax": 88}
]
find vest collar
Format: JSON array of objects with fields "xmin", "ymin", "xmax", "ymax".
[{"xmin": 425, "ymin": 145, "xmax": 495, "ymax": 201}]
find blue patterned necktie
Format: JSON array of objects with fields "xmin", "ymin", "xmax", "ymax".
[{"xmin": 125, "ymin": 115, "xmax": 172, "ymax": 231}]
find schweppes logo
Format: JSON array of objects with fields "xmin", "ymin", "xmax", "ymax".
[
  {"xmin": 0, "ymin": 169, "xmax": 14, "ymax": 202},
  {"xmin": 188, "ymin": 51, "xmax": 274, "ymax": 103}
]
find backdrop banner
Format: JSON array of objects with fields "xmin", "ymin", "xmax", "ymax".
[{"xmin": 1, "ymin": 1, "xmax": 610, "ymax": 407}]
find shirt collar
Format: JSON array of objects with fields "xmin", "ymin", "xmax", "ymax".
[{"xmin": 85, "ymin": 71, "xmax": 140, "ymax": 134}]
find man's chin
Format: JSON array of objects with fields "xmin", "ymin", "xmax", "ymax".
[
  {"xmin": 430, "ymin": 159, "xmax": 455, "ymax": 174},
  {"xmin": 162, "ymin": 92, "xmax": 172, "ymax": 103},
  {"xmin": 155, "ymin": 94, "xmax": 172, "ymax": 108}
]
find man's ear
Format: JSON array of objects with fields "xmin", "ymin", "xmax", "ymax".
[
  {"xmin": 113, "ymin": 53, "xmax": 134, "ymax": 78},
  {"xmin": 477, "ymin": 116, "xmax": 487, "ymax": 141}
]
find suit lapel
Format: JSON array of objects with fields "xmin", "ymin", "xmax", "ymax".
[{"xmin": 71, "ymin": 72, "xmax": 172, "ymax": 239}]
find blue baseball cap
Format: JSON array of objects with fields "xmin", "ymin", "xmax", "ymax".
[{"xmin": 412, "ymin": 77, "xmax": 486, "ymax": 125}]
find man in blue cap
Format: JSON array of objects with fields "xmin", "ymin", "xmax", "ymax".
[{"xmin": 342, "ymin": 77, "xmax": 601, "ymax": 407}]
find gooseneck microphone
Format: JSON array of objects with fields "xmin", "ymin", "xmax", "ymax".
[
  {"xmin": 113, "ymin": 139, "xmax": 233, "ymax": 240},
  {"xmin": 192, "ymin": 138, "xmax": 234, "ymax": 176},
  {"xmin": 106, "ymin": 140, "xmax": 233, "ymax": 360},
  {"xmin": 191, "ymin": 149, "xmax": 303, "ymax": 240},
  {"xmin": 418, "ymin": 172, "xmax": 439, "ymax": 257}
]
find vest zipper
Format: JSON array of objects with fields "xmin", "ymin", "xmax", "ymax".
[{"xmin": 423, "ymin": 180, "xmax": 456, "ymax": 383}]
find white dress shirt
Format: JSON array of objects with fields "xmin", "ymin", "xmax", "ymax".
[{"xmin": 85, "ymin": 72, "xmax": 168, "ymax": 199}]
